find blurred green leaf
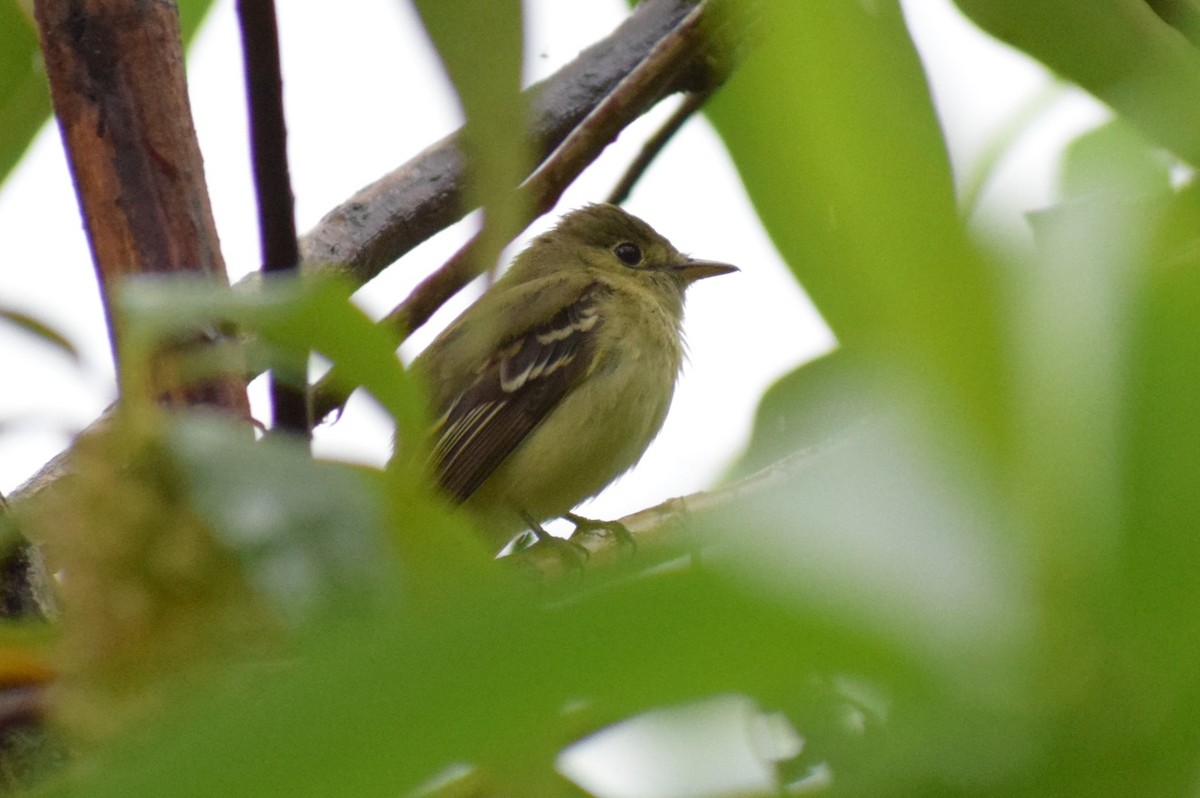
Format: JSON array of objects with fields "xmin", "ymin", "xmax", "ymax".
[
  {"xmin": 118, "ymin": 276, "xmax": 427, "ymax": 445},
  {"xmin": 0, "ymin": 305, "xmax": 78, "ymax": 361},
  {"xmin": 993, "ymin": 133, "xmax": 1196, "ymax": 794},
  {"xmin": 116, "ymin": 274, "xmax": 487, "ymax": 575},
  {"xmin": 731, "ymin": 350, "xmax": 881, "ymax": 480},
  {"xmin": 706, "ymin": 0, "xmax": 1008, "ymax": 457},
  {"xmin": 0, "ymin": 0, "xmax": 49, "ymax": 185},
  {"xmin": 46, "ymin": 564, "xmax": 914, "ymax": 797},
  {"xmin": 954, "ymin": 0, "xmax": 1200, "ymax": 168},
  {"xmin": 165, "ymin": 416, "xmax": 394, "ymax": 622},
  {"xmin": 413, "ymin": 0, "xmax": 530, "ymax": 271},
  {"xmin": 0, "ymin": 0, "xmax": 217, "ymax": 187},
  {"xmin": 1110, "ymin": 182, "xmax": 1200, "ymax": 794},
  {"xmin": 716, "ymin": 415, "xmax": 1031, "ymax": 696},
  {"xmin": 1021, "ymin": 194, "xmax": 1156, "ymax": 562},
  {"xmin": 1060, "ymin": 119, "xmax": 1173, "ymax": 200}
]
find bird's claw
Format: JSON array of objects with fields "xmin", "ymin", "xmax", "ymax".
[{"xmin": 565, "ymin": 512, "xmax": 637, "ymax": 556}]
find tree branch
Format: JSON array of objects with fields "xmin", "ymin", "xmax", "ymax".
[
  {"xmin": 33, "ymin": 0, "xmax": 248, "ymax": 415},
  {"xmin": 236, "ymin": 0, "xmax": 308, "ymax": 438},
  {"xmin": 295, "ymin": 0, "xmax": 729, "ymax": 287},
  {"xmin": 517, "ymin": 442, "xmax": 835, "ymax": 581}
]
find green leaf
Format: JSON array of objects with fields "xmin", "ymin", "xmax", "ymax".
[
  {"xmin": 117, "ymin": 276, "xmax": 427, "ymax": 445},
  {"xmin": 0, "ymin": 305, "xmax": 78, "ymax": 361},
  {"xmin": 994, "ymin": 151, "xmax": 1196, "ymax": 793},
  {"xmin": 165, "ymin": 415, "xmax": 394, "ymax": 621},
  {"xmin": 46, "ymin": 564, "xmax": 913, "ymax": 797},
  {"xmin": 1059, "ymin": 119, "xmax": 1173, "ymax": 201},
  {"xmin": 715, "ymin": 403, "xmax": 1032, "ymax": 694},
  {"xmin": 1110, "ymin": 183, "xmax": 1200, "ymax": 792},
  {"xmin": 116, "ymin": 274, "xmax": 493, "ymax": 574},
  {"xmin": 0, "ymin": 0, "xmax": 50, "ymax": 185},
  {"xmin": 954, "ymin": 0, "xmax": 1200, "ymax": 168},
  {"xmin": 0, "ymin": 0, "xmax": 217, "ymax": 187},
  {"xmin": 413, "ymin": 0, "xmax": 530, "ymax": 271},
  {"xmin": 706, "ymin": 0, "xmax": 1008, "ymax": 457},
  {"xmin": 730, "ymin": 350, "xmax": 894, "ymax": 481}
]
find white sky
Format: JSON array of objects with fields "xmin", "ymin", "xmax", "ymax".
[{"xmin": 0, "ymin": 0, "xmax": 1107, "ymax": 523}]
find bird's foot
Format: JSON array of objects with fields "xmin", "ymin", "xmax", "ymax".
[
  {"xmin": 512, "ymin": 512, "xmax": 590, "ymax": 573},
  {"xmin": 564, "ymin": 512, "xmax": 637, "ymax": 556}
]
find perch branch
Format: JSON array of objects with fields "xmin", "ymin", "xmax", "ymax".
[{"xmin": 517, "ymin": 441, "xmax": 837, "ymax": 581}]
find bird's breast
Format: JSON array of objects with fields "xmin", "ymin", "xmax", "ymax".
[{"xmin": 464, "ymin": 290, "xmax": 684, "ymax": 535}]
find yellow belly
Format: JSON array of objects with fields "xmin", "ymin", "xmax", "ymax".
[{"xmin": 465, "ymin": 326, "xmax": 680, "ymax": 547}]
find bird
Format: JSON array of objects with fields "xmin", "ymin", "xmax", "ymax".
[{"xmin": 412, "ymin": 203, "xmax": 737, "ymax": 551}]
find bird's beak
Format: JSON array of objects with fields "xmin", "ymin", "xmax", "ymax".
[{"xmin": 671, "ymin": 259, "xmax": 739, "ymax": 282}]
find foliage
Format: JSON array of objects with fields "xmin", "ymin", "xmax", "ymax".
[{"xmin": 3, "ymin": 0, "xmax": 1200, "ymax": 796}]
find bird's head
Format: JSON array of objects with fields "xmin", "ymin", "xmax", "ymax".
[{"xmin": 511, "ymin": 204, "xmax": 738, "ymax": 303}]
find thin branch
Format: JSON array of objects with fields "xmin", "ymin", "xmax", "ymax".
[
  {"xmin": 607, "ymin": 89, "xmax": 712, "ymax": 205},
  {"xmin": 236, "ymin": 0, "xmax": 309, "ymax": 439}
]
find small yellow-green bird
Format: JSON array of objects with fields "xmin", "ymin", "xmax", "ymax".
[{"xmin": 414, "ymin": 203, "xmax": 737, "ymax": 550}]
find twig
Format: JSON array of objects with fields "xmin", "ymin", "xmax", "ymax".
[
  {"xmin": 607, "ymin": 89, "xmax": 712, "ymax": 205},
  {"xmin": 236, "ymin": 0, "xmax": 309, "ymax": 439}
]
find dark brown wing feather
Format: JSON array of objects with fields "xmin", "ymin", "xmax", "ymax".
[{"xmin": 432, "ymin": 285, "xmax": 607, "ymax": 502}]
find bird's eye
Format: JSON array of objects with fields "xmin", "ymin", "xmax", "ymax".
[{"xmin": 613, "ymin": 242, "xmax": 642, "ymax": 266}]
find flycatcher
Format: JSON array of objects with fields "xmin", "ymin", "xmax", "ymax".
[{"xmin": 413, "ymin": 203, "xmax": 737, "ymax": 550}]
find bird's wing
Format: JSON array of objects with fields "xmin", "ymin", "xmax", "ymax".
[{"xmin": 431, "ymin": 282, "xmax": 608, "ymax": 503}]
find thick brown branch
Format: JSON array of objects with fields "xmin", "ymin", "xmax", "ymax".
[{"xmin": 34, "ymin": 0, "xmax": 247, "ymax": 414}]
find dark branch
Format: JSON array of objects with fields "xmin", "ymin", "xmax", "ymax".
[{"xmin": 236, "ymin": 0, "xmax": 309, "ymax": 439}]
